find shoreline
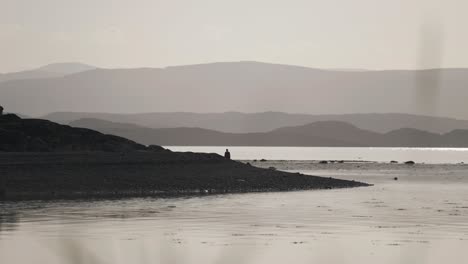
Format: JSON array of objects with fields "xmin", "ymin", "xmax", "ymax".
[
  {"xmin": 0, "ymin": 151, "xmax": 369, "ymax": 200},
  {"xmin": 2, "ymin": 185, "xmax": 367, "ymax": 201}
]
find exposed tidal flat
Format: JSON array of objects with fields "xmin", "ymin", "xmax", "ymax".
[
  {"xmin": 1, "ymin": 160, "xmax": 468, "ymax": 264},
  {"xmin": 0, "ymin": 151, "xmax": 366, "ymax": 200}
]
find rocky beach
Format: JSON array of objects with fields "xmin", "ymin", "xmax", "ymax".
[{"xmin": 0, "ymin": 114, "xmax": 368, "ymax": 200}]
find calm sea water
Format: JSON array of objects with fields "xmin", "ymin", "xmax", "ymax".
[
  {"xmin": 166, "ymin": 146, "xmax": 468, "ymax": 164},
  {"xmin": 1, "ymin": 159, "xmax": 468, "ymax": 263}
]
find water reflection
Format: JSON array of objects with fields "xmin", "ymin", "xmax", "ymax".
[
  {"xmin": 1, "ymin": 163, "xmax": 468, "ymax": 263},
  {"xmin": 0, "ymin": 202, "xmax": 19, "ymax": 236}
]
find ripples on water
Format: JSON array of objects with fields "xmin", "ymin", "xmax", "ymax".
[{"xmin": 1, "ymin": 162, "xmax": 468, "ymax": 264}]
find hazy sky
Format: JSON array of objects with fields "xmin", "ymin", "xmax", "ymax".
[{"xmin": 1, "ymin": 0, "xmax": 467, "ymax": 72}]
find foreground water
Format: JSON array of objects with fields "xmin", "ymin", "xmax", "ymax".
[
  {"xmin": 166, "ymin": 146, "xmax": 468, "ymax": 164},
  {"xmin": 1, "ymin": 162, "xmax": 468, "ymax": 264}
]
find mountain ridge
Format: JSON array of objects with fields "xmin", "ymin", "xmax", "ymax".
[
  {"xmin": 1, "ymin": 61, "xmax": 468, "ymax": 118},
  {"xmin": 69, "ymin": 118, "xmax": 468, "ymax": 147},
  {"xmin": 0, "ymin": 62, "xmax": 95, "ymax": 83},
  {"xmin": 42, "ymin": 111, "xmax": 468, "ymax": 134}
]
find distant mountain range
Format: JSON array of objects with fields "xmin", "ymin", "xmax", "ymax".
[
  {"xmin": 1, "ymin": 61, "xmax": 468, "ymax": 119},
  {"xmin": 69, "ymin": 118, "xmax": 468, "ymax": 147},
  {"xmin": 0, "ymin": 62, "xmax": 95, "ymax": 83},
  {"xmin": 44, "ymin": 112, "xmax": 468, "ymax": 134}
]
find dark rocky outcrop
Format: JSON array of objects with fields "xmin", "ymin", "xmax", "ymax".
[
  {"xmin": 0, "ymin": 115, "xmax": 369, "ymax": 199},
  {"xmin": 0, "ymin": 114, "xmax": 149, "ymax": 152}
]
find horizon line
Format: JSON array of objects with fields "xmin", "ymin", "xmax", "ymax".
[
  {"xmin": 34, "ymin": 110, "xmax": 468, "ymax": 122},
  {"xmin": 5, "ymin": 60, "xmax": 468, "ymax": 74}
]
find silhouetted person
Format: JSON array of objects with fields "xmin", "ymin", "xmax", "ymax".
[
  {"xmin": 0, "ymin": 106, "xmax": 3, "ymax": 116},
  {"xmin": 224, "ymin": 149, "xmax": 231, "ymax": 159}
]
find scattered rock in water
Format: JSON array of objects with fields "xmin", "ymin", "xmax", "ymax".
[
  {"xmin": 292, "ymin": 241, "xmax": 305, "ymax": 244},
  {"xmin": 390, "ymin": 160, "xmax": 398, "ymax": 164},
  {"xmin": 405, "ymin": 161, "xmax": 415, "ymax": 165},
  {"xmin": 268, "ymin": 166, "xmax": 277, "ymax": 171},
  {"xmin": 319, "ymin": 160, "xmax": 328, "ymax": 164}
]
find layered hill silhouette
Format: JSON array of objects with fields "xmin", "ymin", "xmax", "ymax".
[
  {"xmin": 0, "ymin": 114, "xmax": 155, "ymax": 152},
  {"xmin": 44, "ymin": 112, "xmax": 468, "ymax": 134},
  {"xmin": 70, "ymin": 118, "xmax": 468, "ymax": 147},
  {"xmin": 0, "ymin": 62, "xmax": 95, "ymax": 83},
  {"xmin": 1, "ymin": 61, "xmax": 468, "ymax": 119}
]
